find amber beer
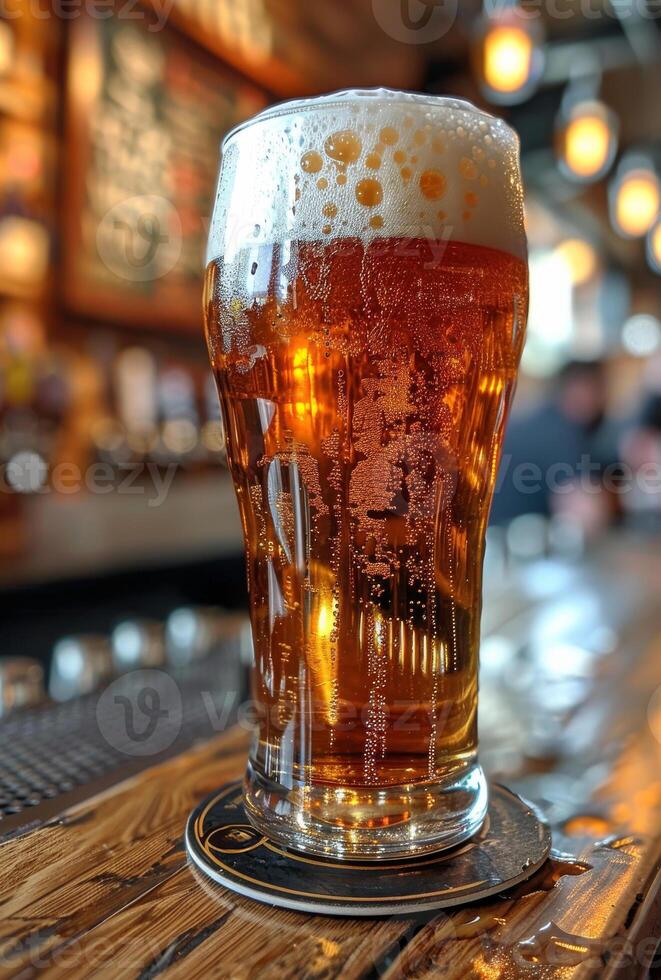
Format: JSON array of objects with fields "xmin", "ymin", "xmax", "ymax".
[{"xmin": 204, "ymin": 91, "xmax": 527, "ymax": 859}]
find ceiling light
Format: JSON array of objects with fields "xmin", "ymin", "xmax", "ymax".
[
  {"xmin": 557, "ymin": 100, "xmax": 618, "ymax": 183},
  {"xmin": 610, "ymin": 158, "xmax": 660, "ymax": 239}
]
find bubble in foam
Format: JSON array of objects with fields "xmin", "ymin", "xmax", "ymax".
[
  {"xmin": 301, "ymin": 151, "xmax": 323, "ymax": 174},
  {"xmin": 355, "ymin": 179, "xmax": 383, "ymax": 208},
  {"xmin": 324, "ymin": 130, "xmax": 362, "ymax": 165},
  {"xmin": 420, "ymin": 170, "xmax": 446, "ymax": 201},
  {"xmin": 366, "ymin": 152, "xmax": 381, "ymax": 170},
  {"xmin": 323, "ymin": 203, "xmax": 338, "ymax": 218},
  {"xmin": 317, "ymin": 177, "xmax": 328, "ymax": 190},
  {"xmin": 459, "ymin": 158, "xmax": 478, "ymax": 181},
  {"xmin": 380, "ymin": 127, "xmax": 398, "ymax": 145}
]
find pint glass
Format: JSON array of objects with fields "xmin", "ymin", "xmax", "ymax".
[{"xmin": 204, "ymin": 90, "xmax": 528, "ymax": 859}]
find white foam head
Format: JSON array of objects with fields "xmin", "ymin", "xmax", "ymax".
[{"xmin": 208, "ymin": 88, "xmax": 526, "ymax": 265}]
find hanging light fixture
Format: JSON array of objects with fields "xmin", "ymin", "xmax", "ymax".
[
  {"xmin": 556, "ymin": 99, "xmax": 618, "ymax": 183},
  {"xmin": 474, "ymin": 5, "xmax": 545, "ymax": 105},
  {"xmin": 610, "ymin": 155, "xmax": 660, "ymax": 239}
]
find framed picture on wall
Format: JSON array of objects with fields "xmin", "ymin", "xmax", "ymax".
[{"xmin": 61, "ymin": 7, "xmax": 267, "ymax": 333}]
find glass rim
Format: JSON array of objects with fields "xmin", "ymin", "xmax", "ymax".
[{"xmin": 221, "ymin": 87, "xmax": 519, "ymax": 152}]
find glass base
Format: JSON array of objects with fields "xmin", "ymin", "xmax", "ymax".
[{"xmin": 243, "ymin": 759, "xmax": 488, "ymax": 861}]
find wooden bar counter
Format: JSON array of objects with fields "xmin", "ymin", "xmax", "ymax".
[{"xmin": 0, "ymin": 534, "xmax": 660, "ymax": 978}]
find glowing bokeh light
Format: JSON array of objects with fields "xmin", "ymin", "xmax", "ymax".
[
  {"xmin": 554, "ymin": 238, "xmax": 598, "ymax": 286},
  {"xmin": 611, "ymin": 166, "xmax": 660, "ymax": 238},
  {"xmin": 621, "ymin": 314, "xmax": 661, "ymax": 357},
  {"xmin": 483, "ymin": 25, "xmax": 533, "ymax": 94},
  {"xmin": 557, "ymin": 101, "xmax": 617, "ymax": 182}
]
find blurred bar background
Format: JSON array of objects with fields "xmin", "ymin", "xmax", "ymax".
[{"xmin": 0, "ymin": 0, "xmax": 659, "ymax": 703}]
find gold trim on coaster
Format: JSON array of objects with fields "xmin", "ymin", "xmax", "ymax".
[{"xmin": 262, "ymin": 837, "xmax": 477, "ymax": 871}]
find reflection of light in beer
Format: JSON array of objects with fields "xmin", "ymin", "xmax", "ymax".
[
  {"xmin": 316, "ymin": 600, "xmax": 332, "ymax": 640},
  {"xmin": 554, "ymin": 239, "xmax": 598, "ymax": 287},
  {"xmin": 559, "ymin": 103, "xmax": 617, "ymax": 182},
  {"xmin": 611, "ymin": 166, "xmax": 660, "ymax": 238},
  {"xmin": 291, "ymin": 346, "xmax": 318, "ymax": 420},
  {"xmin": 309, "ymin": 593, "xmax": 337, "ymax": 725}
]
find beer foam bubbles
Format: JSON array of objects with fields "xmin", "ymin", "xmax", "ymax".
[{"xmin": 208, "ymin": 88, "xmax": 526, "ymax": 264}]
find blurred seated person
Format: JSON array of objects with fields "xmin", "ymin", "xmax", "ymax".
[{"xmin": 490, "ymin": 359, "xmax": 622, "ymax": 533}]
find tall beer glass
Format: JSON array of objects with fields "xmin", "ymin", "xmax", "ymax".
[{"xmin": 204, "ymin": 90, "xmax": 527, "ymax": 859}]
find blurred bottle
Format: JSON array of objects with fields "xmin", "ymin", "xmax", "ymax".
[
  {"xmin": 156, "ymin": 364, "xmax": 200, "ymax": 467},
  {"xmin": 165, "ymin": 606, "xmax": 252, "ymax": 667},
  {"xmin": 50, "ymin": 634, "xmax": 113, "ymax": 701},
  {"xmin": 0, "ymin": 657, "xmax": 44, "ymax": 715},
  {"xmin": 112, "ymin": 619, "xmax": 165, "ymax": 671},
  {"xmin": 114, "ymin": 346, "xmax": 158, "ymax": 466}
]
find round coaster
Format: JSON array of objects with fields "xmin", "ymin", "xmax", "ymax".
[{"xmin": 185, "ymin": 781, "xmax": 551, "ymax": 916}]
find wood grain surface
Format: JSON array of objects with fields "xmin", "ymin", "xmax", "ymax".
[{"xmin": 1, "ymin": 537, "xmax": 660, "ymax": 979}]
